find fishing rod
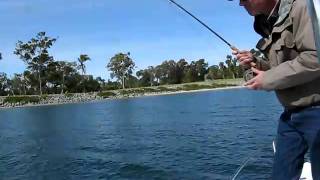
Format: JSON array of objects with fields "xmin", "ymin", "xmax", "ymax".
[
  {"xmin": 167, "ymin": 0, "xmax": 237, "ymax": 50},
  {"xmin": 166, "ymin": 0, "xmax": 258, "ymax": 81},
  {"xmin": 166, "ymin": 2, "xmax": 261, "ymax": 178}
]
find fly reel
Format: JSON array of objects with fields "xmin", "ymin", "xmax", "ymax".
[{"xmin": 243, "ymin": 69, "xmax": 255, "ymax": 82}]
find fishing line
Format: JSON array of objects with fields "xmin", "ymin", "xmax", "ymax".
[
  {"xmin": 230, "ymin": 116, "xmax": 279, "ymax": 179},
  {"xmin": 165, "ymin": 1, "xmax": 273, "ymax": 178},
  {"xmin": 229, "ymin": 146, "xmax": 268, "ymax": 179},
  {"xmin": 231, "ymin": 157, "xmax": 251, "ymax": 180}
]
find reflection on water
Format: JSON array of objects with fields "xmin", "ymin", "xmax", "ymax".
[{"xmin": 0, "ymin": 88, "xmax": 281, "ymax": 179}]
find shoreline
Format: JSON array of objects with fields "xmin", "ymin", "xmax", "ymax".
[
  {"xmin": 140, "ymin": 85, "xmax": 245, "ymax": 97},
  {"xmin": 0, "ymin": 85, "xmax": 245, "ymax": 110}
]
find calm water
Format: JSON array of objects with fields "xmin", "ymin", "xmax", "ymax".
[{"xmin": 0, "ymin": 88, "xmax": 282, "ymax": 180}]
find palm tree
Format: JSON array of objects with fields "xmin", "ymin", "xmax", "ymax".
[
  {"xmin": 219, "ymin": 62, "xmax": 226, "ymax": 79},
  {"xmin": 225, "ymin": 55, "xmax": 237, "ymax": 79},
  {"xmin": 77, "ymin": 54, "xmax": 91, "ymax": 93},
  {"xmin": 77, "ymin": 54, "xmax": 90, "ymax": 75},
  {"xmin": 56, "ymin": 61, "xmax": 76, "ymax": 94}
]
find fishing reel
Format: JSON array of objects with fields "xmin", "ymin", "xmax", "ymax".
[
  {"xmin": 242, "ymin": 57, "xmax": 259, "ymax": 82},
  {"xmin": 243, "ymin": 69, "xmax": 256, "ymax": 82}
]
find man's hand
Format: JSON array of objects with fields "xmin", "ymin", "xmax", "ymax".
[
  {"xmin": 232, "ymin": 50, "xmax": 254, "ymax": 67},
  {"xmin": 244, "ymin": 67, "xmax": 265, "ymax": 90}
]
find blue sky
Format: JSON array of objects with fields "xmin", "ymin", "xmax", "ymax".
[{"xmin": 0, "ymin": 0, "xmax": 260, "ymax": 80}]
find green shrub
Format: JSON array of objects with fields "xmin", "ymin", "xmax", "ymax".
[
  {"xmin": 65, "ymin": 93, "xmax": 74, "ymax": 98},
  {"xmin": 211, "ymin": 83, "xmax": 236, "ymax": 88},
  {"xmin": 3, "ymin": 96, "xmax": 41, "ymax": 104},
  {"xmin": 181, "ymin": 84, "xmax": 212, "ymax": 91},
  {"xmin": 156, "ymin": 86, "xmax": 179, "ymax": 92},
  {"xmin": 140, "ymin": 87, "xmax": 158, "ymax": 93},
  {"xmin": 40, "ymin": 94, "xmax": 48, "ymax": 100},
  {"xmin": 131, "ymin": 89, "xmax": 144, "ymax": 94},
  {"xmin": 119, "ymin": 89, "xmax": 131, "ymax": 95},
  {"xmin": 156, "ymin": 86, "xmax": 171, "ymax": 91},
  {"xmin": 97, "ymin": 91, "xmax": 117, "ymax": 98},
  {"xmin": 118, "ymin": 89, "xmax": 145, "ymax": 95}
]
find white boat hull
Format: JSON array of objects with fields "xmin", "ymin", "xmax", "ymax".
[{"xmin": 300, "ymin": 162, "xmax": 312, "ymax": 180}]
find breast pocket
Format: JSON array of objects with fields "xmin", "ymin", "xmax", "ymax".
[{"xmin": 273, "ymin": 29, "xmax": 298, "ymax": 63}]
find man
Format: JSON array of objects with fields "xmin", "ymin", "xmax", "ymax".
[{"xmin": 234, "ymin": 0, "xmax": 320, "ymax": 179}]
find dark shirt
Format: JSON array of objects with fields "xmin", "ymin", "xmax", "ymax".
[{"xmin": 253, "ymin": 3, "xmax": 280, "ymax": 38}]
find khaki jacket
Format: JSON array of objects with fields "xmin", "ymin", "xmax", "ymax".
[{"xmin": 255, "ymin": 0, "xmax": 320, "ymax": 109}]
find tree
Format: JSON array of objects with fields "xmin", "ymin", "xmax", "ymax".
[
  {"xmin": 206, "ymin": 65, "xmax": 221, "ymax": 80},
  {"xmin": 0, "ymin": 73, "xmax": 9, "ymax": 96},
  {"xmin": 183, "ymin": 63, "xmax": 197, "ymax": 83},
  {"xmin": 81, "ymin": 75, "xmax": 101, "ymax": 92},
  {"xmin": 176, "ymin": 59, "xmax": 188, "ymax": 84},
  {"xmin": 23, "ymin": 70, "xmax": 38, "ymax": 95},
  {"xmin": 64, "ymin": 74, "xmax": 82, "ymax": 93},
  {"xmin": 194, "ymin": 59, "xmax": 208, "ymax": 81},
  {"xmin": 96, "ymin": 77, "xmax": 105, "ymax": 90},
  {"xmin": 14, "ymin": 32, "xmax": 56, "ymax": 95},
  {"xmin": 107, "ymin": 52, "xmax": 135, "ymax": 89},
  {"xmin": 156, "ymin": 60, "xmax": 177, "ymax": 84},
  {"xmin": 77, "ymin": 54, "xmax": 90, "ymax": 75},
  {"xmin": 77, "ymin": 54, "xmax": 91, "ymax": 93},
  {"xmin": 10, "ymin": 74, "xmax": 25, "ymax": 95},
  {"xmin": 45, "ymin": 61, "xmax": 77, "ymax": 94},
  {"xmin": 104, "ymin": 80, "xmax": 121, "ymax": 90},
  {"xmin": 154, "ymin": 64, "xmax": 168, "ymax": 85},
  {"xmin": 225, "ymin": 55, "xmax": 237, "ymax": 79},
  {"xmin": 126, "ymin": 75, "xmax": 139, "ymax": 88},
  {"xmin": 136, "ymin": 66, "xmax": 157, "ymax": 87},
  {"xmin": 218, "ymin": 62, "xmax": 227, "ymax": 79},
  {"xmin": 136, "ymin": 69, "xmax": 150, "ymax": 87},
  {"xmin": 147, "ymin": 66, "xmax": 156, "ymax": 86},
  {"xmin": 59, "ymin": 61, "xmax": 77, "ymax": 94}
]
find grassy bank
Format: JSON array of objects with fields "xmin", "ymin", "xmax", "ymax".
[
  {"xmin": 98, "ymin": 78, "xmax": 244, "ymax": 98},
  {"xmin": 0, "ymin": 79, "xmax": 244, "ymax": 107}
]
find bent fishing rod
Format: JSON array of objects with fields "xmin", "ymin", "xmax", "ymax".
[
  {"xmin": 166, "ymin": 2, "xmax": 261, "ymax": 178},
  {"xmin": 168, "ymin": 0, "xmax": 320, "ymax": 63},
  {"xmin": 167, "ymin": 0, "xmax": 257, "ymax": 80},
  {"xmin": 167, "ymin": 0, "xmax": 237, "ymax": 51}
]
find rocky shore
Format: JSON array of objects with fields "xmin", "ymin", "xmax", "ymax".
[
  {"xmin": 0, "ymin": 93, "xmax": 103, "ymax": 108},
  {"xmin": 0, "ymin": 82, "xmax": 244, "ymax": 109},
  {"xmin": 0, "ymin": 91, "xmax": 179, "ymax": 108}
]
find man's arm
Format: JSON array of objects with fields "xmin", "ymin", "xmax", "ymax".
[{"xmin": 261, "ymin": 0, "xmax": 320, "ymax": 90}]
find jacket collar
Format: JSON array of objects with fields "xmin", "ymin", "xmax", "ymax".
[
  {"xmin": 267, "ymin": 0, "xmax": 280, "ymax": 21},
  {"xmin": 275, "ymin": 0, "xmax": 295, "ymax": 26}
]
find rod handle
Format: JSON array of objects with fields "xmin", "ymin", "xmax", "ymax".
[{"xmin": 230, "ymin": 46, "xmax": 257, "ymax": 68}]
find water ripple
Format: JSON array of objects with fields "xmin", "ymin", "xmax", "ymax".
[{"xmin": 0, "ymin": 89, "xmax": 279, "ymax": 179}]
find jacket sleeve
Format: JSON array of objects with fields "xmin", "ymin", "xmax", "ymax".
[{"xmin": 261, "ymin": 0, "xmax": 320, "ymax": 91}]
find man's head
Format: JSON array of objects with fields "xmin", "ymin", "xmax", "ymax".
[{"xmin": 239, "ymin": 0, "xmax": 278, "ymax": 16}]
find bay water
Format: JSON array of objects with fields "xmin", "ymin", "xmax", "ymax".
[{"xmin": 0, "ymin": 88, "xmax": 281, "ymax": 179}]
